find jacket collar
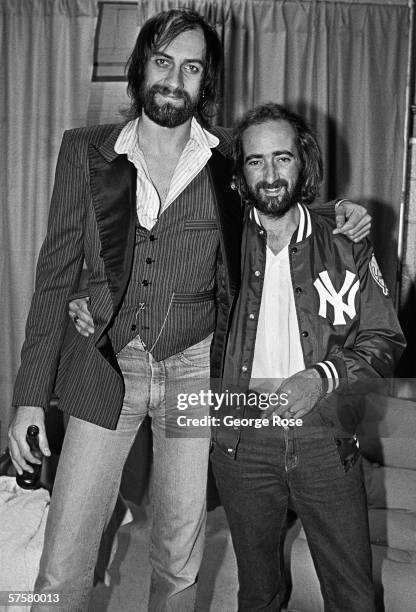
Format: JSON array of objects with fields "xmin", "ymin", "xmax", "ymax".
[
  {"xmin": 293, "ymin": 203, "xmax": 312, "ymax": 243},
  {"xmin": 98, "ymin": 123, "xmax": 129, "ymax": 163},
  {"xmin": 250, "ymin": 202, "xmax": 312, "ymax": 244}
]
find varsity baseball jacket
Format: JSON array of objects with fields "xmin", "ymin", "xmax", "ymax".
[{"xmin": 213, "ymin": 203, "xmax": 405, "ymax": 453}]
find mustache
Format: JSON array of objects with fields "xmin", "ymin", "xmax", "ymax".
[
  {"xmin": 149, "ymin": 84, "xmax": 188, "ymax": 100},
  {"xmin": 256, "ymin": 179, "xmax": 289, "ymax": 190}
]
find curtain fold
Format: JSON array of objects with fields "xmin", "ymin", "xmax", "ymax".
[
  {"xmin": 140, "ymin": 0, "xmax": 409, "ymax": 295},
  {"xmin": 0, "ymin": 0, "xmax": 98, "ymax": 447}
]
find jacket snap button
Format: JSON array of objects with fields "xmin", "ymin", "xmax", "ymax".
[
  {"xmin": 301, "ymin": 331, "xmax": 309, "ymax": 337},
  {"xmin": 291, "ymin": 247, "xmax": 298, "ymax": 254}
]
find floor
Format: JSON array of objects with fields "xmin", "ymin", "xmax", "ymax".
[{"xmin": 89, "ymin": 504, "xmax": 239, "ymax": 612}]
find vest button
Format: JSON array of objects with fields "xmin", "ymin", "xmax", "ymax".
[
  {"xmin": 249, "ymin": 313, "xmax": 255, "ymax": 320},
  {"xmin": 149, "ymin": 235, "xmax": 156, "ymax": 241},
  {"xmin": 142, "ymin": 280, "xmax": 149, "ymax": 286},
  {"xmin": 241, "ymin": 365, "xmax": 248, "ymax": 372},
  {"xmin": 295, "ymin": 287, "xmax": 302, "ymax": 294},
  {"xmin": 291, "ymin": 247, "xmax": 298, "ymax": 254},
  {"xmin": 146, "ymin": 257, "xmax": 152, "ymax": 264},
  {"xmin": 301, "ymin": 331, "xmax": 309, "ymax": 337},
  {"xmin": 254, "ymin": 270, "xmax": 261, "ymax": 277}
]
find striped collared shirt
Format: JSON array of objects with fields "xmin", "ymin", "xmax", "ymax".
[{"xmin": 114, "ymin": 117, "xmax": 219, "ymax": 230}]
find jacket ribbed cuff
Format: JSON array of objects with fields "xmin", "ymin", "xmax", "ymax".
[{"xmin": 312, "ymin": 360, "xmax": 340, "ymax": 394}]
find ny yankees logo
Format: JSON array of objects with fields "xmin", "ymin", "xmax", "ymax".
[{"xmin": 313, "ymin": 270, "xmax": 359, "ymax": 325}]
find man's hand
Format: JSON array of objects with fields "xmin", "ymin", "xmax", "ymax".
[
  {"xmin": 333, "ymin": 200, "xmax": 371, "ymax": 242},
  {"xmin": 69, "ymin": 297, "xmax": 94, "ymax": 336},
  {"xmin": 263, "ymin": 368, "xmax": 324, "ymax": 421},
  {"xmin": 8, "ymin": 406, "xmax": 50, "ymax": 475}
]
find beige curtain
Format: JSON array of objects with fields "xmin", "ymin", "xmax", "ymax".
[
  {"xmin": 0, "ymin": 0, "xmax": 98, "ymax": 448},
  {"xmin": 140, "ymin": 0, "xmax": 409, "ymax": 294}
]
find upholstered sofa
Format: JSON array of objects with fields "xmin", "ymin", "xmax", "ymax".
[{"xmin": 285, "ymin": 389, "xmax": 416, "ymax": 612}]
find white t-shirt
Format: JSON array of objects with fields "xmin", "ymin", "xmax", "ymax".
[{"xmin": 250, "ymin": 241, "xmax": 305, "ymax": 394}]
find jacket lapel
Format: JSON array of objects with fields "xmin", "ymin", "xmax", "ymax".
[
  {"xmin": 88, "ymin": 127, "xmax": 137, "ymax": 312},
  {"xmin": 207, "ymin": 149, "xmax": 242, "ymax": 295}
]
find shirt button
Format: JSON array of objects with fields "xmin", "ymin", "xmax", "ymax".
[
  {"xmin": 259, "ymin": 230, "xmax": 264, "ymax": 236},
  {"xmin": 227, "ymin": 448, "xmax": 234, "ymax": 454},
  {"xmin": 146, "ymin": 257, "xmax": 153, "ymax": 264},
  {"xmin": 295, "ymin": 287, "xmax": 302, "ymax": 294},
  {"xmin": 149, "ymin": 235, "xmax": 156, "ymax": 241},
  {"xmin": 142, "ymin": 280, "xmax": 149, "ymax": 286},
  {"xmin": 291, "ymin": 247, "xmax": 298, "ymax": 254},
  {"xmin": 249, "ymin": 313, "xmax": 255, "ymax": 320},
  {"xmin": 241, "ymin": 365, "xmax": 248, "ymax": 372},
  {"xmin": 301, "ymin": 331, "xmax": 309, "ymax": 337},
  {"xmin": 254, "ymin": 270, "xmax": 261, "ymax": 277}
]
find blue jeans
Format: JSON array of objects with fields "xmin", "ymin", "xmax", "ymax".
[
  {"xmin": 33, "ymin": 335, "xmax": 212, "ymax": 611},
  {"xmin": 211, "ymin": 407, "xmax": 375, "ymax": 612}
]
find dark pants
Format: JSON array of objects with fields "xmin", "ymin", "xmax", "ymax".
[{"xmin": 211, "ymin": 416, "xmax": 375, "ymax": 612}]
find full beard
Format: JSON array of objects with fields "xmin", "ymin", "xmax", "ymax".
[
  {"xmin": 247, "ymin": 179, "xmax": 300, "ymax": 218},
  {"xmin": 141, "ymin": 84, "xmax": 199, "ymax": 128}
]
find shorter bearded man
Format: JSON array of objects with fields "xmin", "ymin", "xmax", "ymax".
[{"xmin": 210, "ymin": 103, "xmax": 405, "ymax": 611}]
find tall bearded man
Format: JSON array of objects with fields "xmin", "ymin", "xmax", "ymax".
[{"xmin": 9, "ymin": 10, "xmax": 372, "ymax": 611}]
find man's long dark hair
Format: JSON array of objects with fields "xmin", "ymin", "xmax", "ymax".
[
  {"xmin": 125, "ymin": 9, "xmax": 222, "ymax": 126},
  {"xmin": 233, "ymin": 103, "xmax": 323, "ymax": 205}
]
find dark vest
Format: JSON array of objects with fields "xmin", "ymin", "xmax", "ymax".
[{"xmin": 109, "ymin": 165, "xmax": 219, "ymax": 360}]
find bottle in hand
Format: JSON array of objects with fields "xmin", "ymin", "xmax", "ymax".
[{"xmin": 16, "ymin": 425, "xmax": 42, "ymax": 490}]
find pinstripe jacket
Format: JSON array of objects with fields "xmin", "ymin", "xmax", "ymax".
[{"xmin": 12, "ymin": 122, "xmax": 243, "ymax": 429}]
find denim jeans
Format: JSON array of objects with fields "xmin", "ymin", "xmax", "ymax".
[
  {"xmin": 211, "ymin": 407, "xmax": 375, "ymax": 612},
  {"xmin": 33, "ymin": 334, "xmax": 212, "ymax": 612}
]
